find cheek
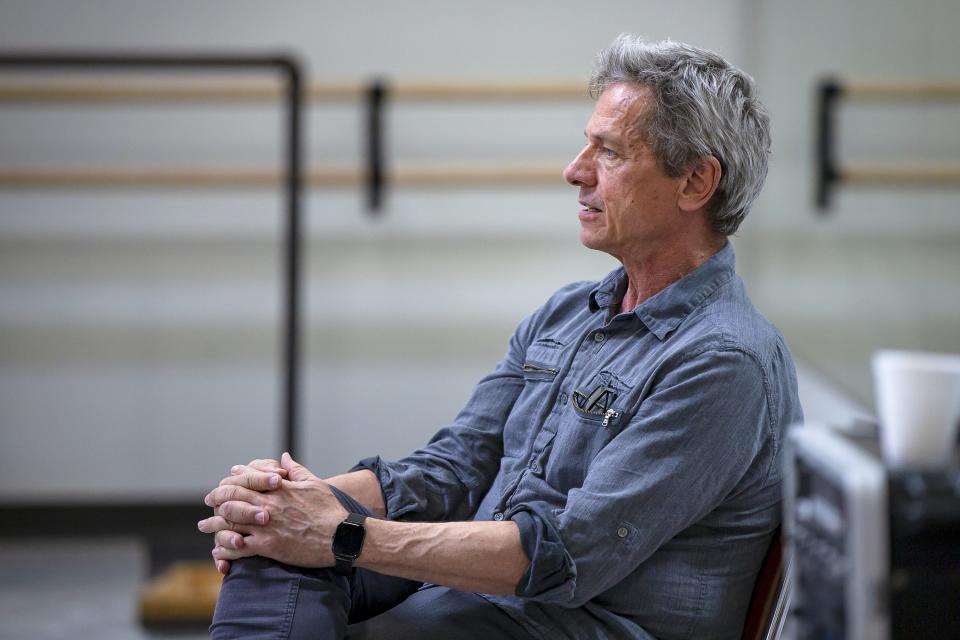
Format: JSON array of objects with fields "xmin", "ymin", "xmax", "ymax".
[{"xmin": 603, "ymin": 207, "xmax": 623, "ymax": 237}]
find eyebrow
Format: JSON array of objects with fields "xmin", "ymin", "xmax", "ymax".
[{"xmin": 584, "ymin": 129, "xmax": 622, "ymax": 148}]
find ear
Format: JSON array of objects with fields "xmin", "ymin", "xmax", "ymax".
[{"xmin": 677, "ymin": 156, "xmax": 722, "ymax": 213}]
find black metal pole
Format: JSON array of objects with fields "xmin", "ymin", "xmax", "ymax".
[
  {"xmin": 366, "ymin": 78, "xmax": 388, "ymax": 213},
  {"xmin": 281, "ymin": 60, "xmax": 303, "ymax": 458},
  {"xmin": 816, "ymin": 78, "xmax": 842, "ymax": 212}
]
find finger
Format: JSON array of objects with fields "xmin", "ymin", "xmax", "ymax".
[
  {"xmin": 217, "ymin": 499, "xmax": 270, "ymax": 526},
  {"xmin": 216, "ymin": 529, "xmax": 246, "ymax": 550},
  {"xmin": 205, "ymin": 484, "xmax": 269, "ymax": 509},
  {"xmin": 218, "ymin": 470, "xmax": 282, "ymax": 492},
  {"xmin": 198, "ymin": 514, "xmax": 255, "ymax": 535},
  {"xmin": 280, "ymin": 451, "xmax": 317, "ymax": 482},
  {"xmin": 216, "ymin": 559, "xmax": 230, "ymax": 575},
  {"xmin": 232, "ymin": 458, "xmax": 287, "ymax": 475},
  {"xmin": 249, "ymin": 457, "xmax": 281, "ymax": 470},
  {"xmin": 213, "ymin": 544, "xmax": 255, "ymax": 562},
  {"xmin": 231, "ymin": 464, "xmax": 288, "ymax": 478}
]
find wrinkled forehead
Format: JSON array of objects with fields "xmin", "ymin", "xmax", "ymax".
[{"xmin": 586, "ymin": 82, "xmax": 653, "ymax": 146}]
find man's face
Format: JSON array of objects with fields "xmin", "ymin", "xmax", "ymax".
[{"xmin": 563, "ymin": 83, "xmax": 685, "ymax": 262}]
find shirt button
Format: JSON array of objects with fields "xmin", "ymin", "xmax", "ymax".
[
  {"xmin": 594, "ymin": 332, "xmax": 605, "ymax": 342},
  {"xmin": 559, "ymin": 393, "xmax": 568, "ymax": 405},
  {"xmin": 617, "ymin": 526, "xmax": 629, "ymax": 539},
  {"xmin": 493, "ymin": 512, "xmax": 504, "ymax": 521},
  {"xmin": 530, "ymin": 461, "xmax": 541, "ymax": 473}
]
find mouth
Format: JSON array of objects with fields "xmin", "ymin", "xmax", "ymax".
[
  {"xmin": 578, "ymin": 203, "xmax": 602, "ymax": 224},
  {"xmin": 579, "ymin": 201, "xmax": 603, "ymax": 213}
]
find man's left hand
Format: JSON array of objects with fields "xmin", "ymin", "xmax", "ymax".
[{"xmin": 198, "ymin": 452, "xmax": 348, "ymax": 569}]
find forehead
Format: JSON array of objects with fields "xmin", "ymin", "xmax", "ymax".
[{"xmin": 586, "ymin": 82, "xmax": 651, "ymax": 143}]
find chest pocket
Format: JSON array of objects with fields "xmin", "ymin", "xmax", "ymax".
[
  {"xmin": 571, "ymin": 369, "xmax": 634, "ymax": 426},
  {"xmin": 501, "ymin": 338, "xmax": 566, "ymax": 457},
  {"xmin": 543, "ymin": 368, "xmax": 636, "ymax": 489},
  {"xmin": 521, "ymin": 338, "xmax": 565, "ymax": 382}
]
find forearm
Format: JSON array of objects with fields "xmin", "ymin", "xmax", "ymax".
[
  {"xmin": 324, "ymin": 469, "xmax": 386, "ymax": 517},
  {"xmin": 357, "ymin": 518, "xmax": 529, "ymax": 595}
]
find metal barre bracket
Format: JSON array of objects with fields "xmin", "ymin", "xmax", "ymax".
[
  {"xmin": 366, "ymin": 79, "xmax": 387, "ymax": 214},
  {"xmin": 816, "ymin": 79, "xmax": 842, "ymax": 211},
  {"xmin": 815, "ymin": 77, "xmax": 960, "ymax": 212}
]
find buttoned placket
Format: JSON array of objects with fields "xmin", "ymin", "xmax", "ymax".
[{"xmin": 498, "ymin": 312, "xmax": 628, "ymax": 514}]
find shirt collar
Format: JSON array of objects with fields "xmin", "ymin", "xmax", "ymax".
[{"xmin": 588, "ymin": 242, "xmax": 736, "ymax": 341}]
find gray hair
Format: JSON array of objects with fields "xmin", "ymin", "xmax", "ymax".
[{"xmin": 589, "ymin": 35, "xmax": 770, "ymax": 235}]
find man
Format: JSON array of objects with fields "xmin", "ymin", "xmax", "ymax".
[{"xmin": 200, "ymin": 35, "xmax": 802, "ymax": 639}]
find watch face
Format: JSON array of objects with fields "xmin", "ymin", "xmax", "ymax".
[{"xmin": 333, "ymin": 521, "xmax": 366, "ymax": 558}]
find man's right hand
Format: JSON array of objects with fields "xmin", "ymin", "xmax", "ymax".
[
  {"xmin": 203, "ymin": 457, "xmax": 289, "ymax": 574},
  {"xmin": 201, "ymin": 453, "xmax": 350, "ymax": 573}
]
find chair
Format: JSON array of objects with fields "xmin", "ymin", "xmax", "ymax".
[{"xmin": 741, "ymin": 528, "xmax": 791, "ymax": 640}]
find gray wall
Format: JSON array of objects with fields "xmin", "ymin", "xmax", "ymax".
[
  {"xmin": 0, "ymin": 0, "xmax": 956, "ymax": 501},
  {"xmin": 739, "ymin": 0, "xmax": 960, "ymax": 400}
]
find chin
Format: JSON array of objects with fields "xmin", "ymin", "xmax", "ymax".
[
  {"xmin": 579, "ymin": 233, "xmax": 621, "ymax": 262},
  {"xmin": 579, "ymin": 228, "xmax": 605, "ymax": 251}
]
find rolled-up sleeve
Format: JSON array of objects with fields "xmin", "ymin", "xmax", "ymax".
[
  {"xmin": 508, "ymin": 346, "xmax": 774, "ymax": 607},
  {"xmin": 352, "ymin": 309, "xmax": 543, "ymax": 522}
]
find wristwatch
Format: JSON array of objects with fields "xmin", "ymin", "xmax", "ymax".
[{"xmin": 332, "ymin": 513, "xmax": 367, "ymax": 575}]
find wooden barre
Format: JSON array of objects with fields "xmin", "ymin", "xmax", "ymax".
[
  {"xmin": 388, "ymin": 81, "xmax": 587, "ymax": 101},
  {"xmin": 0, "ymin": 162, "xmax": 567, "ymax": 188},
  {"xmin": 840, "ymin": 163, "xmax": 960, "ymax": 185},
  {"xmin": 7, "ymin": 77, "xmax": 960, "ymax": 104},
  {"xmin": 8, "ymin": 163, "xmax": 958, "ymax": 189},
  {"xmin": 0, "ymin": 79, "xmax": 588, "ymax": 103},
  {"xmin": 841, "ymin": 81, "xmax": 960, "ymax": 101}
]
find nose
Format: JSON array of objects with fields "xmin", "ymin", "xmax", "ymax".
[{"xmin": 563, "ymin": 145, "xmax": 595, "ymax": 187}]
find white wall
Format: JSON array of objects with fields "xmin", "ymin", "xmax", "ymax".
[{"xmin": 1, "ymin": 0, "xmax": 956, "ymax": 502}]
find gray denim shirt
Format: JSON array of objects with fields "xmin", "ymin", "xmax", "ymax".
[{"xmin": 356, "ymin": 243, "xmax": 803, "ymax": 639}]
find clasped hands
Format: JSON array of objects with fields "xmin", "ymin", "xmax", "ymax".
[{"xmin": 198, "ymin": 452, "xmax": 348, "ymax": 575}]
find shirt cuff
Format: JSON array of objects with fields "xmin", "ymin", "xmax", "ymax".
[
  {"xmin": 508, "ymin": 504, "xmax": 577, "ymax": 603},
  {"xmin": 350, "ymin": 456, "xmax": 428, "ymax": 521}
]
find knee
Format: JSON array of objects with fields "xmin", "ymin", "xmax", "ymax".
[{"xmin": 211, "ymin": 558, "xmax": 351, "ymax": 640}]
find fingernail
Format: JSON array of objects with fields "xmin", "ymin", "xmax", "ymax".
[
  {"xmin": 197, "ymin": 519, "xmax": 205, "ymax": 530},
  {"xmin": 268, "ymin": 475, "xmax": 280, "ymax": 489},
  {"xmin": 255, "ymin": 511, "xmax": 267, "ymax": 525},
  {"xmin": 231, "ymin": 465, "xmax": 241, "ymax": 474}
]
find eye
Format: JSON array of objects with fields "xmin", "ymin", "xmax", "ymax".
[{"xmin": 602, "ymin": 147, "xmax": 617, "ymax": 158}]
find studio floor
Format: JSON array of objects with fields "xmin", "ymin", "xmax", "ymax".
[{"xmin": 0, "ymin": 538, "xmax": 208, "ymax": 640}]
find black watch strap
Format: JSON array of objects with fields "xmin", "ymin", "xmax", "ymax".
[
  {"xmin": 333, "ymin": 554, "xmax": 355, "ymax": 575},
  {"xmin": 333, "ymin": 512, "xmax": 367, "ymax": 576}
]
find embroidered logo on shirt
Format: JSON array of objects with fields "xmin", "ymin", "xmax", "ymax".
[{"xmin": 572, "ymin": 384, "xmax": 618, "ymax": 417}]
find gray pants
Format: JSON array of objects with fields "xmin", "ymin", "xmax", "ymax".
[{"xmin": 209, "ymin": 487, "xmax": 534, "ymax": 639}]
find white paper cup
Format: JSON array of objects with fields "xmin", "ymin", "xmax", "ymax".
[{"xmin": 872, "ymin": 350, "xmax": 960, "ymax": 469}]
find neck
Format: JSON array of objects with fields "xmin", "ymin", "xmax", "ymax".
[{"xmin": 618, "ymin": 236, "xmax": 726, "ymax": 314}]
